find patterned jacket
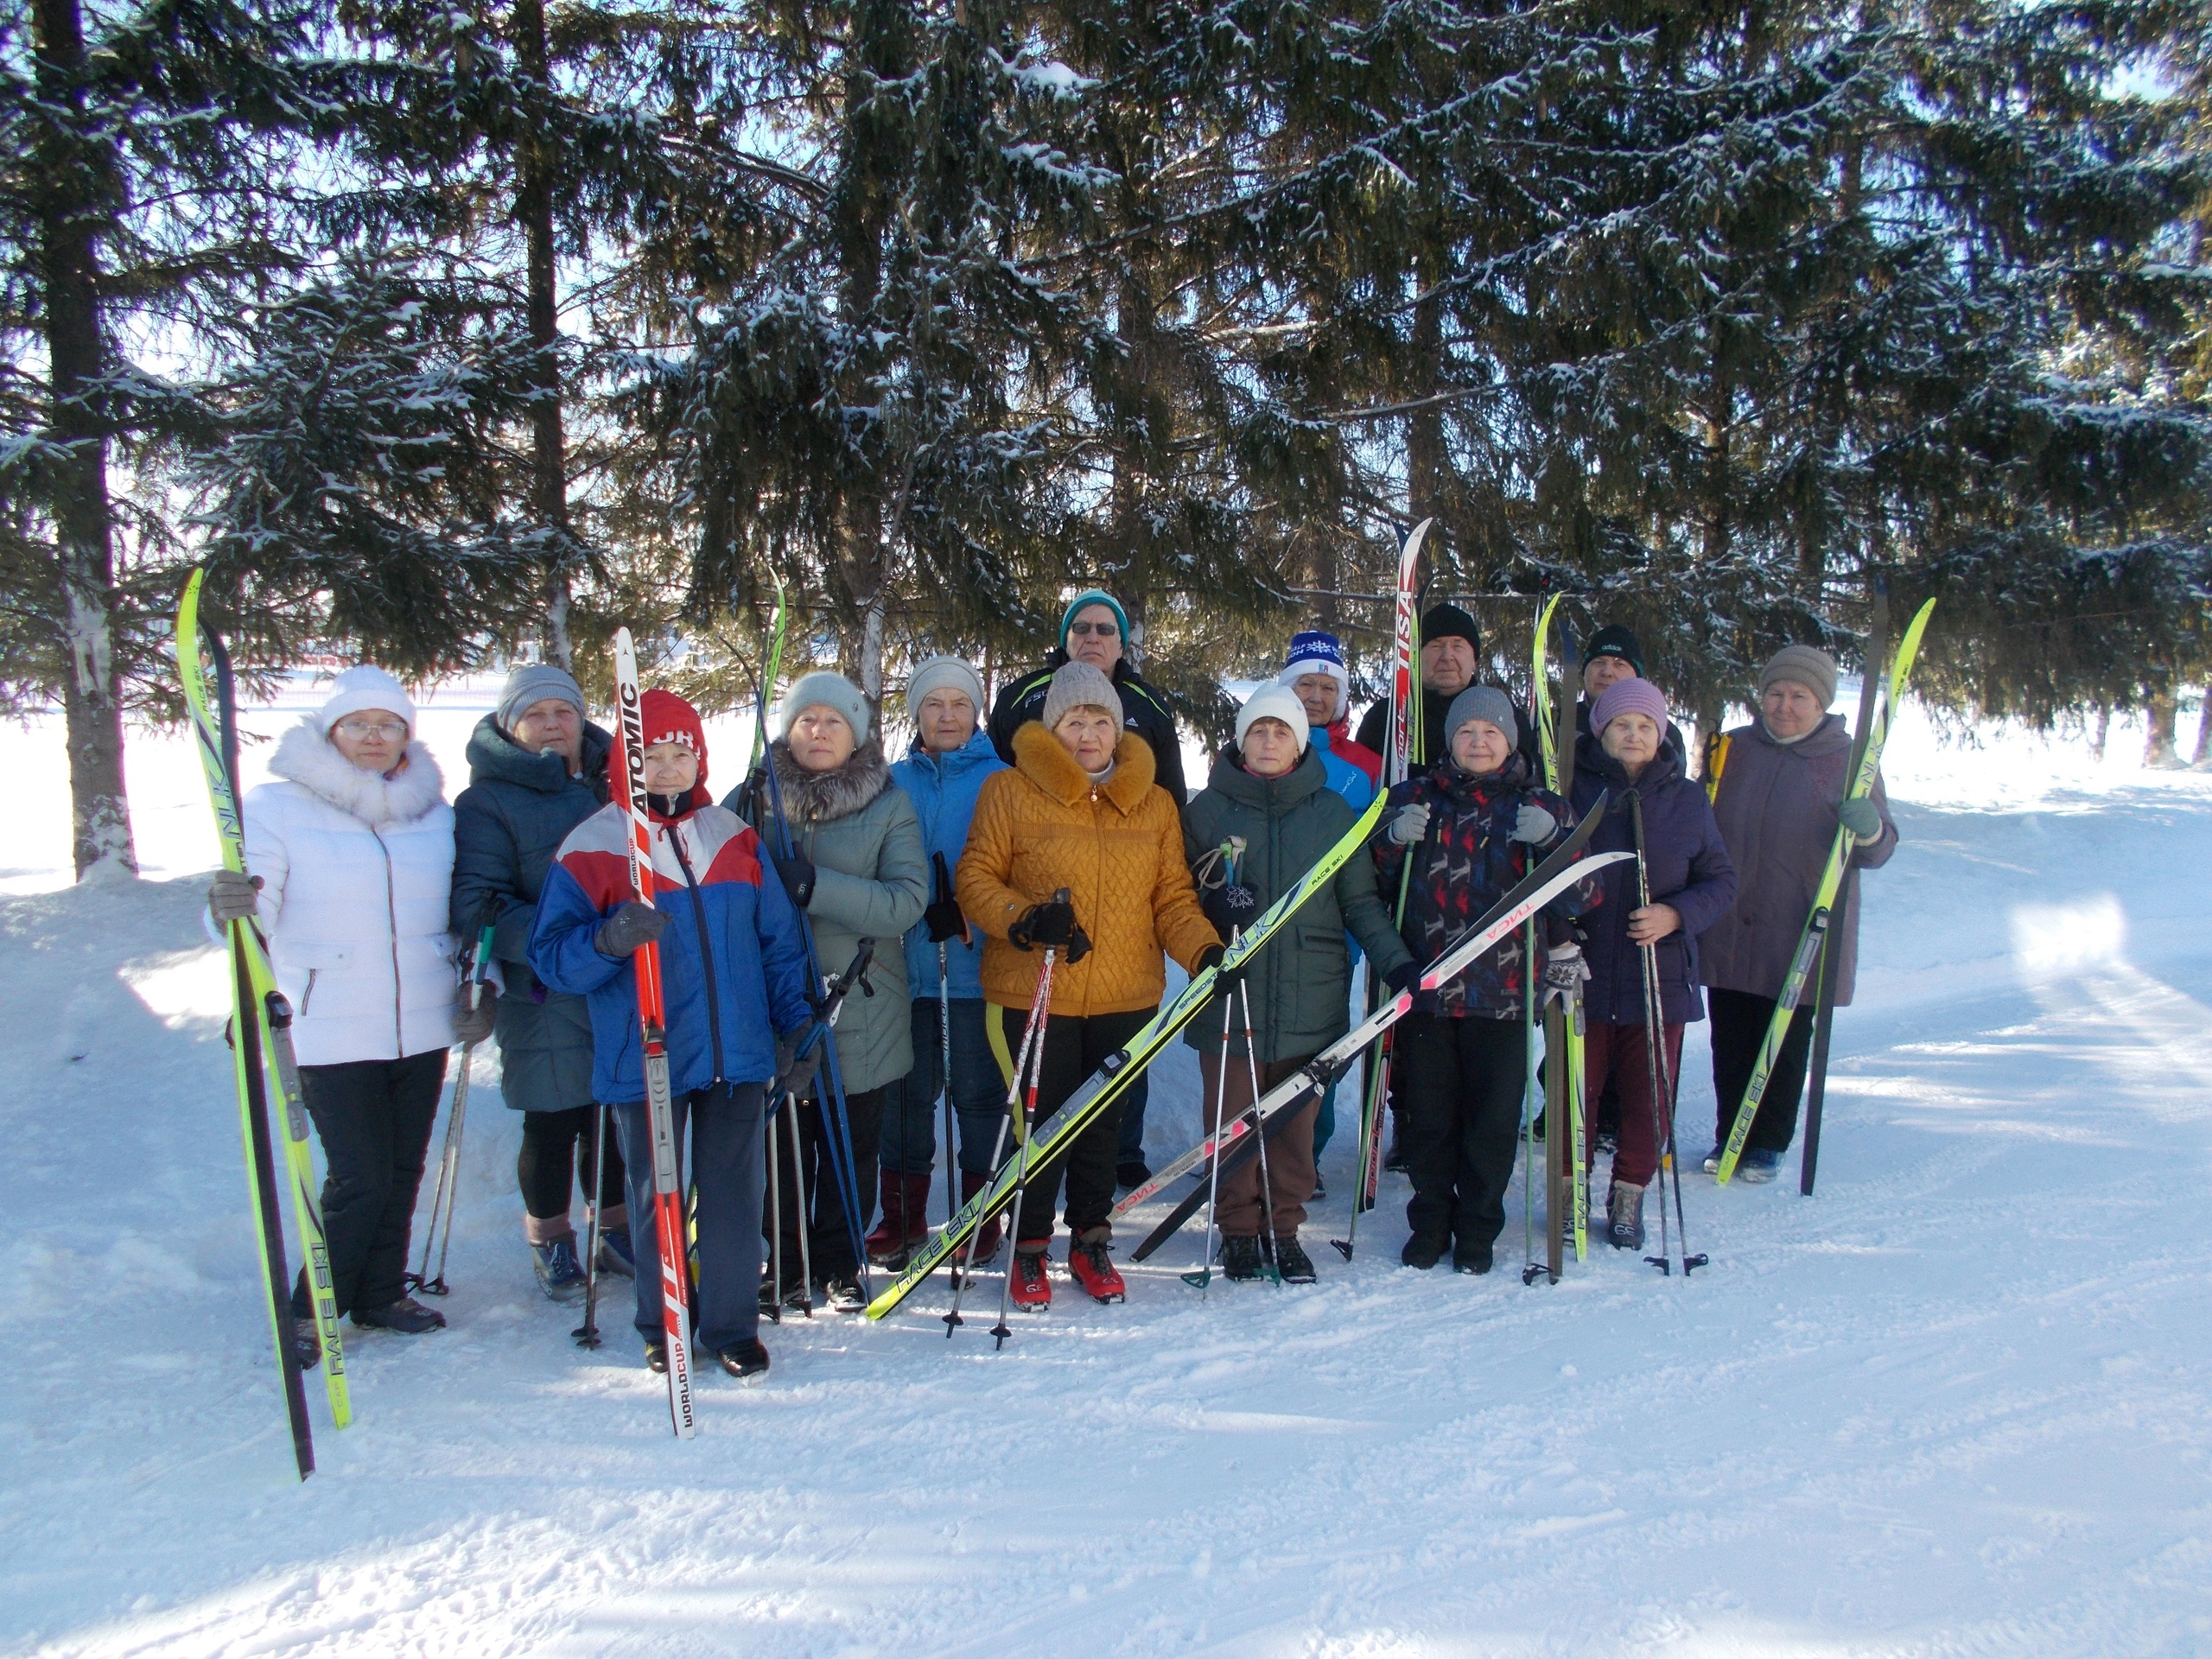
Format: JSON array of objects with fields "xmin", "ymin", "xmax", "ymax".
[{"xmin": 1373, "ymin": 752, "xmax": 1597, "ymax": 1019}]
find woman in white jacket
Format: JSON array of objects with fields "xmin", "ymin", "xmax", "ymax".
[{"xmin": 208, "ymin": 666, "xmax": 490, "ymax": 1347}]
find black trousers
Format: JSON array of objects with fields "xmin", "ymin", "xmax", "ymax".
[
  {"xmin": 613, "ymin": 1082, "xmax": 766, "ymax": 1354},
  {"xmin": 989, "ymin": 1003, "xmax": 1152, "ymax": 1244},
  {"xmin": 292, "ymin": 1049, "xmax": 448, "ymax": 1318},
  {"xmin": 517, "ymin": 1104, "xmax": 627, "ymax": 1229},
  {"xmin": 1707, "ymin": 987, "xmax": 1819, "ymax": 1153},
  {"xmin": 1394, "ymin": 1014, "xmax": 1527, "ymax": 1252},
  {"xmin": 768, "ymin": 1082, "xmax": 891, "ymax": 1281}
]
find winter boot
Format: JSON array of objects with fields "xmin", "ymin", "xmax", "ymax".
[
  {"xmin": 1274, "ymin": 1235, "xmax": 1317, "ymax": 1285},
  {"xmin": 1452, "ymin": 1239, "xmax": 1494, "ymax": 1274},
  {"xmin": 597, "ymin": 1226, "xmax": 635, "ymax": 1279},
  {"xmin": 645, "ymin": 1338, "xmax": 668, "ymax": 1374},
  {"xmin": 1401, "ymin": 1233, "xmax": 1447, "ymax": 1270},
  {"xmin": 1116, "ymin": 1159, "xmax": 1152, "ymax": 1192},
  {"xmin": 950, "ymin": 1171, "xmax": 999, "ymax": 1281},
  {"xmin": 1737, "ymin": 1147, "xmax": 1783, "ymax": 1183},
  {"xmin": 1221, "ymin": 1235, "xmax": 1264, "ymax": 1281},
  {"xmin": 1701, "ymin": 1145, "xmax": 1723, "ymax": 1175},
  {"xmin": 1601, "ymin": 1180, "xmax": 1647, "ymax": 1250},
  {"xmin": 532, "ymin": 1236, "xmax": 588, "ymax": 1304},
  {"xmin": 1009, "ymin": 1240, "xmax": 1053, "ymax": 1309},
  {"xmin": 865, "ymin": 1171, "xmax": 931, "ymax": 1267},
  {"xmin": 717, "ymin": 1338, "xmax": 770, "ymax": 1384},
  {"xmin": 820, "ymin": 1272, "xmax": 867, "ymax": 1313},
  {"xmin": 293, "ymin": 1316, "xmax": 322, "ymax": 1371},
  {"xmin": 353, "ymin": 1295, "xmax": 447, "ymax": 1333},
  {"xmin": 1066, "ymin": 1227, "xmax": 1126, "ymax": 1304}
]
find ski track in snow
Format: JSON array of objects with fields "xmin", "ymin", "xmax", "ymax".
[{"xmin": 3, "ymin": 684, "xmax": 2210, "ymax": 1656}]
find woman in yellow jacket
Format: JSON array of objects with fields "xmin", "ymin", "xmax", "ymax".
[{"xmin": 958, "ymin": 660, "xmax": 1223, "ymax": 1307}]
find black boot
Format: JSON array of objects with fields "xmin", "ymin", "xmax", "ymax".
[
  {"xmin": 353, "ymin": 1295, "xmax": 447, "ymax": 1333},
  {"xmin": 1221, "ymin": 1235, "xmax": 1263, "ymax": 1281},
  {"xmin": 1452, "ymin": 1239, "xmax": 1494, "ymax": 1275},
  {"xmin": 1401, "ymin": 1233, "xmax": 1446, "ymax": 1269},
  {"xmin": 293, "ymin": 1316, "xmax": 322, "ymax": 1371},
  {"xmin": 1274, "ymin": 1236, "xmax": 1317, "ymax": 1284},
  {"xmin": 717, "ymin": 1338, "xmax": 770, "ymax": 1383}
]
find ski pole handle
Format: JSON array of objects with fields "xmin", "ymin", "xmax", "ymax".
[{"xmin": 467, "ymin": 923, "xmax": 495, "ymax": 1010}]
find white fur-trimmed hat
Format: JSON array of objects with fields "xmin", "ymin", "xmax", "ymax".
[{"xmin": 1236, "ymin": 684, "xmax": 1310, "ymax": 754}]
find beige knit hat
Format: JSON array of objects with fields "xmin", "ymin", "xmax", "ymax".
[
  {"xmin": 1758, "ymin": 645, "xmax": 1839, "ymax": 709},
  {"xmin": 1042, "ymin": 659, "xmax": 1120, "ymax": 731}
]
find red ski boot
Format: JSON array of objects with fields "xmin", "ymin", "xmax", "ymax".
[
  {"xmin": 1065, "ymin": 1227, "xmax": 1126, "ymax": 1304},
  {"xmin": 1008, "ymin": 1241, "xmax": 1052, "ymax": 1309},
  {"xmin": 865, "ymin": 1171, "xmax": 931, "ymax": 1267}
]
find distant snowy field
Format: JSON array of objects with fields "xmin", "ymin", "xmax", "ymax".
[{"xmin": 3, "ymin": 677, "xmax": 2209, "ymax": 1657}]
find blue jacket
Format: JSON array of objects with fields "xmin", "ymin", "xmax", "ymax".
[
  {"xmin": 1310, "ymin": 726, "xmax": 1376, "ymax": 813},
  {"xmin": 1569, "ymin": 743, "xmax": 1738, "ymax": 1026},
  {"xmin": 889, "ymin": 728, "xmax": 1007, "ymax": 1000},
  {"xmin": 528, "ymin": 800, "xmax": 815, "ymax": 1104}
]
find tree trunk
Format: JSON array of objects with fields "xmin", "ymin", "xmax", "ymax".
[
  {"xmin": 1406, "ymin": 265, "xmax": 1446, "ymax": 536},
  {"xmin": 2191, "ymin": 692, "xmax": 2211, "ymax": 769},
  {"xmin": 513, "ymin": 0, "xmax": 573, "ymax": 670},
  {"xmin": 2143, "ymin": 686, "xmax": 2181, "ymax": 768},
  {"xmin": 2089, "ymin": 703, "xmax": 2110, "ymax": 762},
  {"xmin": 34, "ymin": 0, "xmax": 135, "ymax": 880}
]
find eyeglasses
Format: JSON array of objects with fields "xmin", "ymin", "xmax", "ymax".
[
  {"xmin": 1066, "ymin": 621, "xmax": 1120, "ymax": 639},
  {"xmin": 334, "ymin": 718, "xmax": 408, "ymax": 740}
]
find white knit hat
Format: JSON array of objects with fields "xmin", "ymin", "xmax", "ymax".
[
  {"xmin": 317, "ymin": 665, "xmax": 416, "ymax": 734},
  {"xmin": 1236, "ymin": 684, "xmax": 1310, "ymax": 754},
  {"xmin": 779, "ymin": 670, "xmax": 871, "ymax": 743},
  {"xmin": 905, "ymin": 655, "xmax": 986, "ymax": 721}
]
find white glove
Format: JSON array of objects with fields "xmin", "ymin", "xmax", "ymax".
[{"xmin": 1541, "ymin": 942, "xmax": 1589, "ymax": 1007}]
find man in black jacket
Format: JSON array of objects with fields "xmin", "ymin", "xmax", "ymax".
[{"xmin": 986, "ymin": 589, "xmax": 1188, "ymax": 806}]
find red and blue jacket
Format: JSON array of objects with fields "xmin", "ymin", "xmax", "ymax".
[{"xmin": 529, "ymin": 800, "xmax": 816, "ymax": 1104}]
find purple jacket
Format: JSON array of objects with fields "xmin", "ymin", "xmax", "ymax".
[
  {"xmin": 1570, "ymin": 744, "xmax": 1737, "ymax": 1026},
  {"xmin": 1700, "ymin": 714, "xmax": 1897, "ymax": 1007}
]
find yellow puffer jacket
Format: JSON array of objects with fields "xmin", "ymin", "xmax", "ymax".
[{"xmin": 958, "ymin": 723, "xmax": 1220, "ymax": 1017}]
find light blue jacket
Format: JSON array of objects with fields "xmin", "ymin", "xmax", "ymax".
[
  {"xmin": 1312, "ymin": 726, "xmax": 1376, "ymax": 813},
  {"xmin": 889, "ymin": 728, "xmax": 1007, "ymax": 1000}
]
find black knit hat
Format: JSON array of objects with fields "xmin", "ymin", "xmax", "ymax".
[
  {"xmin": 1421, "ymin": 602, "xmax": 1481, "ymax": 654},
  {"xmin": 1584, "ymin": 623, "xmax": 1644, "ymax": 676}
]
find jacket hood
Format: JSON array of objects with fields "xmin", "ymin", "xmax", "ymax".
[
  {"xmin": 771, "ymin": 735, "xmax": 893, "ymax": 824},
  {"xmin": 1577, "ymin": 734, "xmax": 1686, "ymax": 797},
  {"xmin": 1204, "ymin": 743, "xmax": 1328, "ymax": 811},
  {"xmin": 466, "ymin": 712, "xmax": 613, "ymax": 795},
  {"xmin": 269, "ymin": 716, "xmax": 446, "ymax": 827},
  {"xmin": 1750, "ymin": 709, "xmax": 1850, "ymax": 757},
  {"xmin": 1011, "ymin": 720, "xmax": 1155, "ymax": 811},
  {"xmin": 903, "ymin": 726, "xmax": 1003, "ymax": 775}
]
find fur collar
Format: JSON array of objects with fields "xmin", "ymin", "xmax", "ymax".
[
  {"xmin": 270, "ymin": 717, "xmax": 446, "ymax": 826},
  {"xmin": 770, "ymin": 737, "xmax": 892, "ymax": 824},
  {"xmin": 1013, "ymin": 721, "xmax": 1155, "ymax": 811}
]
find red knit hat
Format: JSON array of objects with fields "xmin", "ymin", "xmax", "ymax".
[{"xmin": 639, "ymin": 688, "xmax": 709, "ymax": 787}]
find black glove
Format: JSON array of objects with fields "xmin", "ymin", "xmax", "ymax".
[
  {"xmin": 1065, "ymin": 922, "xmax": 1092, "ymax": 965},
  {"xmin": 594, "ymin": 901, "xmax": 669, "ymax": 958},
  {"xmin": 1197, "ymin": 944, "xmax": 1246, "ymax": 992},
  {"xmin": 1201, "ymin": 881, "xmax": 1260, "ymax": 940},
  {"xmin": 1009, "ymin": 897, "xmax": 1078, "ymax": 951},
  {"xmin": 774, "ymin": 1033, "xmax": 821, "ymax": 1099},
  {"xmin": 924, "ymin": 895, "xmax": 969, "ymax": 944},
  {"xmin": 452, "ymin": 982, "xmax": 499, "ymax": 1046},
  {"xmin": 772, "ymin": 847, "xmax": 816, "ymax": 909},
  {"xmin": 1383, "ymin": 960, "xmax": 1424, "ymax": 996}
]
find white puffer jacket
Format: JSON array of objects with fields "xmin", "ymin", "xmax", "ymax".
[{"xmin": 236, "ymin": 720, "xmax": 459, "ymax": 1065}]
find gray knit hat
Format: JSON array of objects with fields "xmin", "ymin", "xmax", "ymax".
[
  {"xmin": 905, "ymin": 655, "xmax": 987, "ymax": 721},
  {"xmin": 1446, "ymin": 685, "xmax": 1518, "ymax": 750},
  {"xmin": 1758, "ymin": 645, "xmax": 1839, "ymax": 710},
  {"xmin": 780, "ymin": 669, "xmax": 871, "ymax": 743},
  {"xmin": 1041, "ymin": 659, "xmax": 1120, "ymax": 733},
  {"xmin": 496, "ymin": 663, "xmax": 585, "ymax": 734}
]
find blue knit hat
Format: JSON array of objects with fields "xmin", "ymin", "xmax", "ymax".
[
  {"xmin": 1281, "ymin": 629, "xmax": 1350, "ymax": 721},
  {"xmin": 1058, "ymin": 590, "xmax": 1129, "ymax": 651}
]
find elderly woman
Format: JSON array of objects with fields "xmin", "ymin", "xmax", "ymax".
[
  {"xmin": 207, "ymin": 666, "xmax": 487, "ymax": 1357},
  {"xmin": 730, "ymin": 671, "xmax": 928, "ymax": 1314},
  {"xmin": 957, "ymin": 660, "xmax": 1223, "ymax": 1310},
  {"xmin": 1568, "ymin": 679, "xmax": 1736, "ymax": 1247},
  {"xmin": 1700, "ymin": 645, "xmax": 1897, "ymax": 1181}
]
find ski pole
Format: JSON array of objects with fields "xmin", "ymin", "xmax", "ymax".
[
  {"xmin": 575, "ymin": 1103, "xmax": 609, "ymax": 1347},
  {"xmin": 990, "ymin": 938, "xmax": 1059, "ymax": 1349},
  {"xmin": 1184, "ymin": 977, "xmax": 1240, "ymax": 1296},
  {"xmin": 939, "ymin": 943, "xmax": 955, "ymax": 1224},
  {"xmin": 413, "ymin": 923, "xmax": 494, "ymax": 1295},
  {"xmin": 1236, "ymin": 965, "xmax": 1281, "ymax": 1284},
  {"xmin": 1630, "ymin": 797, "xmax": 1705, "ymax": 1275},
  {"xmin": 944, "ymin": 964, "xmax": 1048, "ymax": 1336},
  {"xmin": 1521, "ymin": 925, "xmax": 1541, "ymax": 1282},
  {"xmin": 764, "ymin": 1106, "xmax": 783, "ymax": 1323},
  {"xmin": 786, "ymin": 1087, "xmax": 814, "ymax": 1316}
]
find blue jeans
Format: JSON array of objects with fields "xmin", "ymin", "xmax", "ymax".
[
  {"xmin": 882, "ymin": 998, "xmax": 1006, "ymax": 1177},
  {"xmin": 612, "ymin": 1081, "xmax": 765, "ymax": 1355}
]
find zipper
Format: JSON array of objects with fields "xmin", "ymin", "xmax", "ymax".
[
  {"xmin": 374, "ymin": 826, "xmax": 401, "ymax": 1054},
  {"xmin": 666, "ymin": 821, "xmax": 728, "ymax": 1084},
  {"xmin": 302, "ymin": 969, "xmax": 319, "ymax": 1018}
]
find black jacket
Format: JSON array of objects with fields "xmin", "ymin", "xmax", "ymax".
[{"xmin": 986, "ymin": 651, "xmax": 1188, "ymax": 804}]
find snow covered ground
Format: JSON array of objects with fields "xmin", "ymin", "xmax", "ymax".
[{"xmin": 3, "ymin": 681, "xmax": 2210, "ymax": 1656}]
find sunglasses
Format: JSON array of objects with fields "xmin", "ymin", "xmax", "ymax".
[{"xmin": 1066, "ymin": 620, "xmax": 1120, "ymax": 639}]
